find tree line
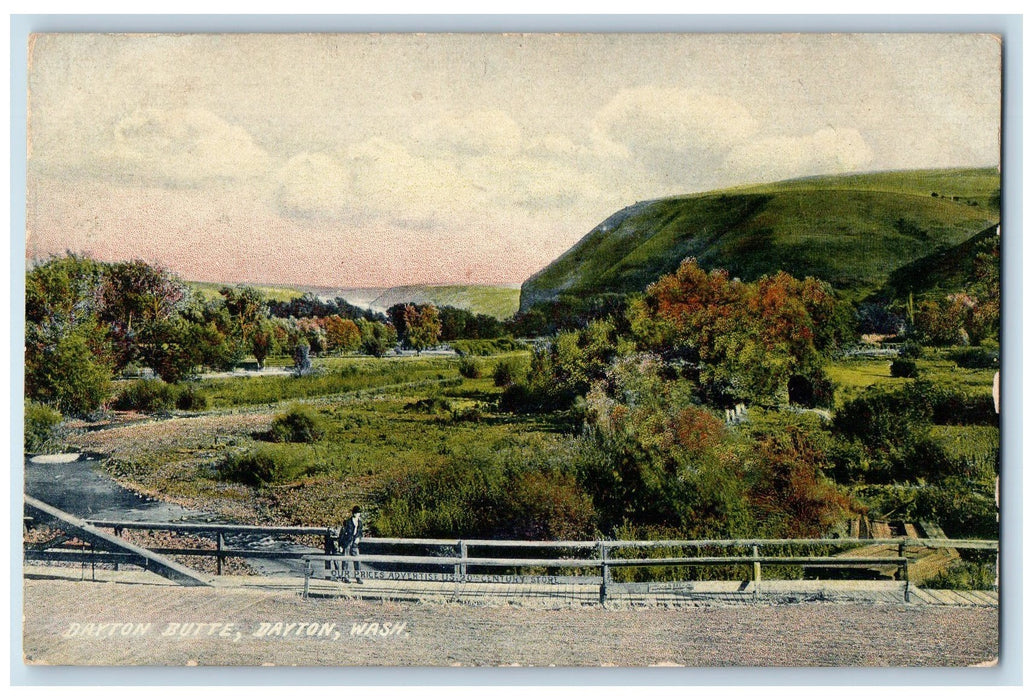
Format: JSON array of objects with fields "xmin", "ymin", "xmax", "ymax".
[{"xmin": 24, "ymin": 253, "xmax": 512, "ymax": 416}]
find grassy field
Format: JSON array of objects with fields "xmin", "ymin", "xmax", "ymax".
[
  {"xmin": 195, "ymin": 355, "xmax": 464, "ymax": 409},
  {"xmin": 826, "ymin": 351, "xmax": 997, "ymax": 407},
  {"xmin": 64, "ymin": 339, "xmax": 999, "ymax": 546},
  {"xmin": 76, "ymin": 351, "xmax": 579, "ymax": 530}
]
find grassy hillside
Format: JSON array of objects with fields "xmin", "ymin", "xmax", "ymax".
[
  {"xmin": 187, "ymin": 280, "xmax": 520, "ymax": 320},
  {"xmin": 187, "ymin": 281, "xmax": 305, "ymax": 303},
  {"xmin": 878, "ymin": 224, "xmax": 999, "ymax": 301},
  {"xmin": 369, "ymin": 284, "xmax": 521, "ymax": 320},
  {"xmin": 521, "ymin": 168, "xmax": 999, "ymax": 310}
]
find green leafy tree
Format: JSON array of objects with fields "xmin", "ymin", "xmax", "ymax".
[
  {"xmin": 100, "ymin": 260, "xmax": 186, "ymax": 371},
  {"xmin": 29, "ymin": 326, "xmax": 112, "ymax": 416},
  {"xmin": 220, "ymin": 285, "xmax": 268, "ymax": 362},
  {"xmin": 358, "ymin": 319, "xmax": 397, "ymax": 358},
  {"xmin": 403, "ymin": 304, "xmax": 442, "ymax": 354},
  {"xmin": 25, "ymin": 255, "xmax": 113, "ymax": 411}
]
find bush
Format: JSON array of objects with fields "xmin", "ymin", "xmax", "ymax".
[
  {"xmin": 175, "ymin": 384, "xmax": 209, "ymax": 411},
  {"xmin": 924, "ymin": 561, "xmax": 996, "ymax": 590},
  {"xmin": 457, "ymin": 357, "xmax": 482, "ymax": 379},
  {"xmin": 24, "ymin": 401, "xmax": 62, "ymax": 453},
  {"xmin": 450, "ymin": 403, "xmax": 486, "ymax": 423},
  {"xmin": 375, "ymin": 441, "xmax": 596, "ymax": 540},
  {"xmin": 112, "ymin": 379, "xmax": 179, "ymax": 412},
  {"xmin": 492, "ymin": 358, "xmax": 524, "ymax": 387},
  {"xmin": 269, "ymin": 404, "xmax": 325, "ymax": 443},
  {"xmin": 451, "ymin": 338, "xmax": 527, "ymax": 356},
  {"xmin": 28, "ymin": 329, "xmax": 112, "ymax": 416},
  {"xmin": 948, "ymin": 347, "xmax": 998, "ymax": 369},
  {"xmin": 899, "ymin": 341, "xmax": 925, "ymax": 359},
  {"xmin": 406, "ymin": 396, "xmax": 453, "ymax": 413},
  {"xmin": 787, "ymin": 373, "xmax": 836, "ymax": 408},
  {"xmin": 218, "ymin": 446, "xmax": 308, "ymax": 487},
  {"xmin": 890, "ymin": 359, "xmax": 919, "ymax": 378}
]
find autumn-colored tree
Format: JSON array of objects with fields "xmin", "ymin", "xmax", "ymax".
[
  {"xmin": 913, "ymin": 296, "xmax": 971, "ymax": 346},
  {"xmin": 628, "ymin": 258, "xmax": 842, "ymax": 406},
  {"xmin": 324, "ymin": 315, "xmax": 361, "ymax": 352},
  {"xmin": 295, "ymin": 316, "xmax": 327, "ymax": 354},
  {"xmin": 250, "ymin": 321, "xmax": 276, "ymax": 369}
]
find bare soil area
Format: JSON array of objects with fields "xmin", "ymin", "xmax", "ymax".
[{"xmin": 23, "ymin": 576, "xmax": 998, "ymax": 668}]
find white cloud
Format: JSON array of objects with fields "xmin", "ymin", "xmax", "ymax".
[
  {"xmin": 594, "ymin": 87, "xmax": 759, "ymax": 160},
  {"xmin": 722, "ymin": 127, "xmax": 874, "ymax": 183},
  {"xmin": 410, "ymin": 110, "xmax": 524, "ymax": 158},
  {"xmin": 95, "ymin": 108, "xmax": 271, "ymax": 186}
]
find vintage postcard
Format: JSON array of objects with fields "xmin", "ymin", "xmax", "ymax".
[{"xmin": 21, "ymin": 31, "xmax": 1001, "ymax": 668}]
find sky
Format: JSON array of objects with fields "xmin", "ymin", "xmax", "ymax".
[{"xmin": 25, "ymin": 33, "xmax": 1001, "ymax": 289}]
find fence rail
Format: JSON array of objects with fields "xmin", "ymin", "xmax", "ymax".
[{"xmin": 25, "ymin": 511, "xmax": 998, "ymax": 603}]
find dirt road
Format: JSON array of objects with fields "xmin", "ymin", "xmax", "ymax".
[{"xmin": 22, "ymin": 575, "xmax": 998, "ymax": 667}]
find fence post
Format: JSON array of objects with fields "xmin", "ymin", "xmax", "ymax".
[
  {"xmin": 752, "ymin": 545, "xmax": 761, "ymax": 601},
  {"xmin": 598, "ymin": 541, "xmax": 609, "ymax": 605},
  {"xmin": 898, "ymin": 541, "xmax": 911, "ymax": 602},
  {"xmin": 217, "ymin": 532, "xmax": 225, "ymax": 576},
  {"xmin": 456, "ymin": 540, "xmax": 467, "ymax": 582}
]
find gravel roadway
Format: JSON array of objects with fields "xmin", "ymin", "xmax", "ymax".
[{"xmin": 22, "ymin": 575, "xmax": 998, "ymax": 668}]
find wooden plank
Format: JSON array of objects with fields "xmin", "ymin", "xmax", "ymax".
[
  {"xmin": 24, "ymin": 495, "xmax": 209, "ymax": 587},
  {"xmin": 953, "ymin": 590, "xmax": 989, "ymax": 606},
  {"xmin": 917, "ymin": 588, "xmax": 952, "ymax": 605},
  {"xmin": 907, "ymin": 587, "xmax": 938, "ymax": 604}
]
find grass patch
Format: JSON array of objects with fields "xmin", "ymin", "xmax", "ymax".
[{"xmin": 195, "ymin": 356, "xmax": 461, "ymax": 408}]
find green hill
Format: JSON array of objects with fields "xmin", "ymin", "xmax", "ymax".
[
  {"xmin": 186, "ymin": 280, "xmax": 305, "ymax": 303},
  {"xmin": 520, "ymin": 168, "xmax": 999, "ymax": 311},
  {"xmin": 878, "ymin": 223, "xmax": 999, "ymax": 301},
  {"xmin": 370, "ymin": 284, "xmax": 521, "ymax": 320}
]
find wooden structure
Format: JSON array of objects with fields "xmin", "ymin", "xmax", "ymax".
[{"xmin": 23, "ymin": 497, "xmax": 997, "ymax": 604}]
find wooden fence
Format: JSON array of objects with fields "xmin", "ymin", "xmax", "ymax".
[{"xmin": 24, "ymin": 510, "xmax": 998, "ymax": 603}]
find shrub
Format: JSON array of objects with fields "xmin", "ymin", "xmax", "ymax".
[
  {"xmin": 112, "ymin": 379, "xmax": 179, "ymax": 412},
  {"xmin": 924, "ymin": 561, "xmax": 996, "ymax": 591},
  {"xmin": 457, "ymin": 357, "xmax": 482, "ymax": 379},
  {"xmin": 948, "ymin": 347, "xmax": 998, "ymax": 369},
  {"xmin": 24, "ymin": 401, "xmax": 62, "ymax": 453},
  {"xmin": 493, "ymin": 358, "xmax": 524, "ymax": 387},
  {"xmin": 218, "ymin": 446, "xmax": 308, "ymax": 487},
  {"xmin": 891, "ymin": 358, "xmax": 918, "ymax": 378},
  {"xmin": 269, "ymin": 405, "xmax": 325, "ymax": 443},
  {"xmin": 898, "ymin": 341, "xmax": 925, "ymax": 359},
  {"xmin": 406, "ymin": 396, "xmax": 452, "ymax": 413},
  {"xmin": 450, "ymin": 403, "xmax": 485, "ymax": 423},
  {"xmin": 375, "ymin": 443, "xmax": 596, "ymax": 540},
  {"xmin": 174, "ymin": 384, "xmax": 209, "ymax": 411},
  {"xmin": 28, "ymin": 329, "xmax": 112, "ymax": 416},
  {"xmin": 890, "ymin": 359, "xmax": 919, "ymax": 378},
  {"xmin": 787, "ymin": 373, "xmax": 836, "ymax": 408},
  {"xmin": 450, "ymin": 338, "xmax": 527, "ymax": 356}
]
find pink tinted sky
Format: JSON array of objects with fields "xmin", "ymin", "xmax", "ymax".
[{"xmin": 26, "ymin": 33, "xmax": 1000, "ymax": 288}]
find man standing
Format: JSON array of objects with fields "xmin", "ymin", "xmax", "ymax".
[{"xmin": 338, "ymin": 505, "xmax": 364, "ymax": 583}]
